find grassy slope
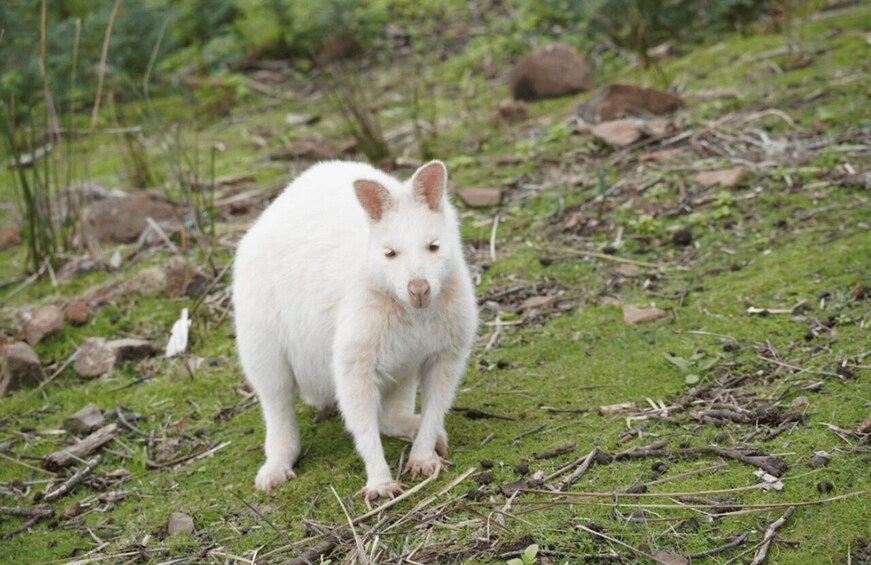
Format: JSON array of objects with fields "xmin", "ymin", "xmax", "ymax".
[{"xmin": 1, "ymin": 5, "xmax": 869, "ymax": 564}]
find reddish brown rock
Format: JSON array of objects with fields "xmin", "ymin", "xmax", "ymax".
[
  {"xmin": 578, "ymin": 83, "xmax": 684, "ymax": 123},
  {"xmin": 1, "ymin": 342, "xmax": 45, "ymax": 396},
  {"xmin": 21, "ymin": 305, "xmax": 65, "ymax": 345},
  {"xmin": 83, "ymin": 193, "xmax": 178, "ymax": 243},
  {"xmin": 0, "ymin": 226, "xmax": 22, "ymax": 248},
  {"xmin": 457, "ymin": 188, "xmax": 502, "ymax": 208},
  {"xmin": 508, "ymin": 44, "xmax": 594, "ymax": 101},
  {"xmin": 165, "ymin": 259, "xmax": 209, "ymax": 299},
  {"xmin": 695, "ymin": 167, "xmax": 747, "ymax": 189},
  {"xmin": 491, "ymin": 100, "xmax": 530, "ymax": 126},
  {"xmin": 65, "ymin": 301, "xmax": 90, "ymax": 326}
]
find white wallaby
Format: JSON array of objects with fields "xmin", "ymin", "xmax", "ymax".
[{"xmin": 232, "ymin": 160, "xmax": 478, "ymax": 499}]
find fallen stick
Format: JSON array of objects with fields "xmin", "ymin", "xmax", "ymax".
[
  {"xmin": 686, "ymin": 531, "xmax": 752, "ymax": 560},
  {"xmin": 42, "ymin": 424, "xmax": 117, "ymax": 471},
  {"xmin": 40, "ymin": 455, "xmax": 102, "ymax": 503},
  {"xmin": 0, "ymin": 505, "xmax": 54, "ymax": 540},
  {"xmin": 751, "ymin": 506, "xmax": 795, "ymax": 565},
  {"xmin": 558, "ymin": 448, "xmax": 599, "ymax": 491},
  {"xmin": 534, "ymin": 443, "xmax": 577, "ymax": 460},
  {"xmin": 614, "ymin": 445, "xmax": 788, "ymax": 477}
]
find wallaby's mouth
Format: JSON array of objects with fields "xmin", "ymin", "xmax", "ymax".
[{"xmin": 408, "ymin": 279, "xmax": 431, "ymax": 308}]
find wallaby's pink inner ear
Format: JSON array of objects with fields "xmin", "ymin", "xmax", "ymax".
[
  {"xmin": 354, "ymin": 180, "xmax": 390, "ymax": 221},
  {"xmin": 411, "ymin": 160, "xmax": 447, "ymax": 212}
]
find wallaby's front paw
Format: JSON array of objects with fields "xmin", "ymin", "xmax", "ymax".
[
  {"xmin": 255, "ymin": 461, "xmax": 296, "ymax": 494},
  {"xmin": 357, "ymin": 480, "xmax": 404, "ymax": 500},
  {"xmin": 403, "ymin": 453, "xmax": 448, "ymax": 480}
]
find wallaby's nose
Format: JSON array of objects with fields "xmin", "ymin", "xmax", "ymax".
[{"xmin": 408, "ymin": 279, "xmax": 431, "ymax": 309}]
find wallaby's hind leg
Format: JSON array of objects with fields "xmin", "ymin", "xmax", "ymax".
[
  {"xmin": 380, "ymin": 376, "xmax": 447, "ymax": 457},
  {"xmin": 237, "ymin": 325, "xmax": 300, "ymax": 494}
]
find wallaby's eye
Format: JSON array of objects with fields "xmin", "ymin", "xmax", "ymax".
[
  {"xmin": 428, "ymin": 240, "xmax": 440, "ymax": 252},
  {"xmin": 384, "ymin": 248, "xmax": 397, "ymax": 259}
]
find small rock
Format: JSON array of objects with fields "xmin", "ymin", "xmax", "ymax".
[
  {"xmin": 165, "ymin": 259, "xmax": 209, "ymax": 299},
  {"xmin": 671, "ymin": 227, "xmax": 693, "ymax": 247},
  {"xmin": 816, "ymin": 481, "xmax": 834, "ymax": 494},
  {"xmin": 508, "ymin": 43, "xmax": 594, "ymax": 101},
  {"xmin": 0, "ymin": 226, "xmax": 22, "ymax": 248},
  {"xmin": 514, "ymin": 462, "xmax": 530, "ymax": 475},
  {"xmin": 695, "ymin": 167, "xmax": 747, "ymax": 189},
  {"xmin": 623, "ymin": 305, "xmax": 668, "ymax": 324},
  {"xmin": 167, "ymin": 512, "xmax": 194, "ymax": 536},
  {"xmin": 808, "ymin": 452, "xmax": 831, "ymax": 469},
  {"xmin": 464, "ymin": 487, "xmax": 485, "ymax": 500},
  {"xmin": 62, "ymin": 502, "xmax": 81, "ymax": 519},
  {"xmin": 65, "ymin": 301, "xmax": 90, "ymax": 326},
  {"xmin": 457, "ymin": 188, "xmax": 501, "ymax": 207},
  {"xmin": 593, "ymin": 451, "xmax": 614, "ymax": 465},
  {"xmin": 285, "ymin": 112, "xmax": 320, "ymax": 127},
  {"xmin": 651, "ymin": 461, "xmax": 668, "ymax": 473},
  {"xmin": 74, "ymin": 338, "xmax": 118, "ymax": 377},
  {"xmin": 624, "ymin": 483, "xmax": 648, "ymax": 494},
  {"xmin": 790, "ymin": 396, "xmax": 809, "ymax": 410},
  {"xmin": 480, "ymin": 459, "xmax": 494, "ymax": 469},
  {"xmin": 592, "ymin": 119, "xmax": 644, "ymax": 148},
  {"xmin": 63, "ymin": 403, "xmax": 104, "ymax": 434},
  {"xmin": 21, "ymin": 305, "xmax": 65, "ymax": 346},
  {"xmin": 73, "ymin": 337, "xmax": 161, "ymax": 377},
  {"xmin": 475, "ymin": 470, "xmax": 493, "ymax": 485},
  {"xmin": 652, "ymin": 549, "xmax": 688, "ymax": 565},
  {"xmin": 578, "ymin": 83, "xmax": 684, "ymax": 123},
  {"xmin": 1, "ymin": 342, "xmax": 46, "ymax": 396}
]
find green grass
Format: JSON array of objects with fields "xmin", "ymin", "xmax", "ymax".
[{"xmin": 2, "ymin": 3, "xmax": 870, "ymax": 563}]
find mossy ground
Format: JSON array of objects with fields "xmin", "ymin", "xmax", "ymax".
[{"xmin": 1, "ymin": 4, "xmax": 869, "ymax": 564}]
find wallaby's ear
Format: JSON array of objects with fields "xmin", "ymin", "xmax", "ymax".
[
  {"xmin": 411, "ymin": 160, "xmax": 447, "ymax": 212},
  {"xmin": 354, "ymin": 179, "xmax": 391, "ymax": 221}
]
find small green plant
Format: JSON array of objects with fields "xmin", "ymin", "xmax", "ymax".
[
  {"xmin": 507, "ymin": 543, "xmax": 539, "ymax": 565},
  {"xmin": 664, "ymin": 350, "xmax": 722, "ymax": 385}
]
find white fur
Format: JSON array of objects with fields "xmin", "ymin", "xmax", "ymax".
[{"xmin": 232, "ymin": 160, "xmax": 478, "ymax": 498}]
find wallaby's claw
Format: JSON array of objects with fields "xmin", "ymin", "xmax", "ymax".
[{"xmin": 357, "ymin": 480, "xmax": 405, "ymax": 500}]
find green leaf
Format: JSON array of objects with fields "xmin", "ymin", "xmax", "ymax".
[
  {"xmin": 524, "ymin": 544, "xmax": 540, "ymax": 561},
  {"xmin": 664, "ymin": 352, "xmax": 691, "ymax": 371},
  {"xmin": 685, "ymin": 374, "xmax": 700, "ymax": 385},
  {"xmin": 507, "ymin": 559, "xmax": 524, "ymax": 565}
]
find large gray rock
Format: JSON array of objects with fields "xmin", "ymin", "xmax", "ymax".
[
  {"xmin": 1, "ymin": 342, "xmax": 45, "ymax": 396},
  {"xmin": 508, "ymin": 44, "xmax": 594, "ymax": 101}
]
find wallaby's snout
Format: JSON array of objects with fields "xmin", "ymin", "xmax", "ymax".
[{"xmin": 408, "ymin": 279, "xmax": 431, "ymax": 308}]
